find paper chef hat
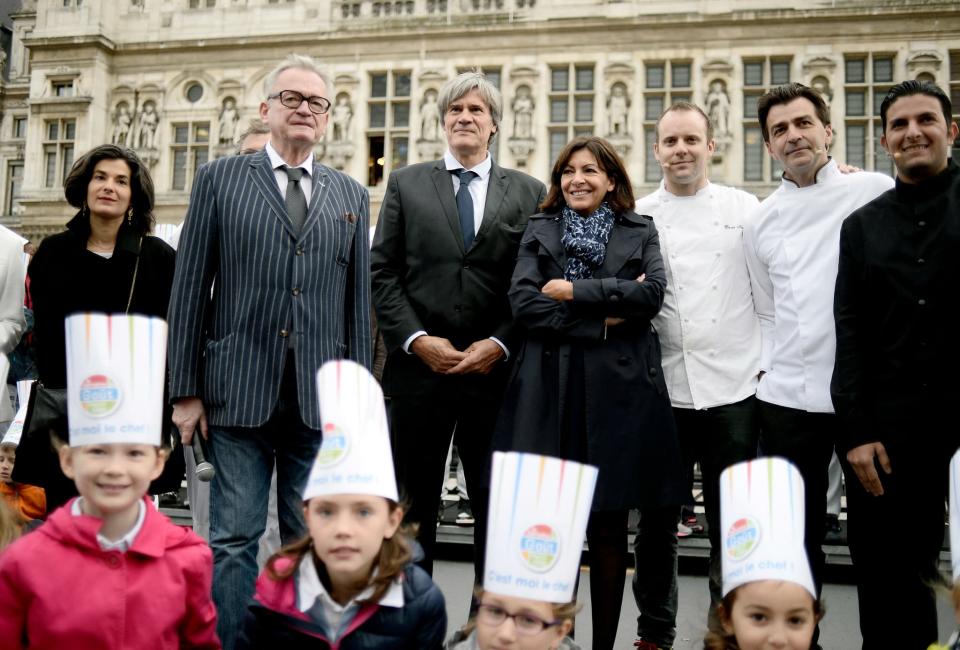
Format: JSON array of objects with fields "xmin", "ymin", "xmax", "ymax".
[
  {"xmin": 65, "ymin": 313, "xmax": 167, "ymax": 447},
  {"xmin": 720, "ymin": 456, "xmax": 816, "ymax": 599},
  {"xmin": 950, "ymin": 449, "xmax": 960, "ymax": 581},
  {"xmin": 302, "ymin": 359, "xmax": 397, "ymax": 502},
  {"xmin": 1, "ymin": 381, "xmax": 35, "ymax": 447},
  {"xmin": 484, "ymin": 451, "xmax": 598, "ymax": 603}
]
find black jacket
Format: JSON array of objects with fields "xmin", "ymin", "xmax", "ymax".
[
  {"xmin": 493, "ymin": 211, "xmax": 687, "ymax": 510},
  {"xmin": 28, "ymin": 213, "xmax": 175, "ymax": 389},
  {"xmin": 238, "ymin": 556, "xmax": 446, "ymax": 650},
  {"xmin": 832, "ymin": 160, "xmax": 960, "ymax": 454}
]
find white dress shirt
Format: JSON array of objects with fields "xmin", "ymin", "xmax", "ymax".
[
  {"xmin": 637, "ymin": 181, "xmax": 762, "ymax": 410},
  {"xmin": 265, "ymin": 141, "xmax": 314, "ymax": 203},
  {"xmin": 743, "ymin": 160, "xmax": 894, "ymax": 413},
  {"xmin": 402, "ymin": 151, "xmax": 508, "ymax": 358},
  {"xmin": 297, "ymin": 555, "xmax": 404, "ymax": 640},
  {"xmin": 72, "ymin": 497, "xmax": 147, "ymax": 553}
]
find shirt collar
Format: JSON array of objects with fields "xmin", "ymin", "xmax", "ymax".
[
  {"xmin": 71, "ymin": 497, "xmax": 146, "ymax": 553},
  {"xmin": 780, "ymin": 157, "xmax": 839, "ymax": 189},
  {"xmin": 658, "ymin": 179, "xmax": 712, "ymax": 200},
  {"xmin": 444, "ymin": 150, "xmax": 492, "ymax": 180},
  {"xmin": 266, "ymin": 141, "xmax": 313, "ymax": 177},
  {"xmin": 296, "ymin": 554, "xmax": 405, "ymax": 613}
]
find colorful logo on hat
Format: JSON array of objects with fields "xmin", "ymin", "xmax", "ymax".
[
  {"xmin": 519, "ymin": 523, "xmax": 560, "ymax": 573},
  {"xmin": 726, "ymin": 516, "xmax": 761, "ymax": 561},
  {"xmin": 78, "ymin": 374, "xmax": 121, "ymax": 418},
  {"xmin": 316, "ymin": 423, "xmax": 350, "ymax": 467}
]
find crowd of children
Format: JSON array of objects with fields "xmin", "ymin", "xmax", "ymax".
[{"xmin": 0, "ymin": 313, "xmax": 957, "ymax": 650}]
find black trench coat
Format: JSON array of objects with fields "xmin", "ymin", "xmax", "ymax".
[{"xmin": 493, "ymin": 210, "xmax": 687, "ymax": 511}]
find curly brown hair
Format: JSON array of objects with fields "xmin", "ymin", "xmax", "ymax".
[
  {"xmin": 265, "ymin": 499, "xmax": 412, "ymax": 606},
  {"xmin": 63, "ymin": 144, "xmax": 156, "ymax": 236}
]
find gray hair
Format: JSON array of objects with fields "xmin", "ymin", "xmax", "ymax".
[
  {"xmin": 437, "ymin": 71, "xmax": 502, "ymax": 139},
  {"xmin": 235, "ymin": 119, "xmax": 270, "ymax": 153},
  {"xmin": 262, "ymin": 54, "xmax": 331, "ymax": 97}
]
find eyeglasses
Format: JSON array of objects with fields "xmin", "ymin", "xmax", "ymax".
[
  {"xmin": 476, "ymin": 604, "xmax": 561, "ymax": 636},
  {"xmin": 267, "ymin": 90, "xmax": 332, "ymax": 115}
]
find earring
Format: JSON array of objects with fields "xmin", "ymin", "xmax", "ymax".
[
  {"xmin": 126, "ymin": 208, "xmax": 133, "ymax": 225},
  {"xmin": 81, "ymin": 203, "xmax": 89, "ymax": 219}
]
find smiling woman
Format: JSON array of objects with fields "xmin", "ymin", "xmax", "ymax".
[{"xmin": 21, "ymin": 144, "xmax": 177, "ymax": 509}]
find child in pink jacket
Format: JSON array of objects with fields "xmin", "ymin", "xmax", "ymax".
[{"xmin": 0, "ymin": 313, "xmax": 219, "ymax": 649}]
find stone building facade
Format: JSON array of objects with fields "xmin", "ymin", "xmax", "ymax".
[{"xmin": 0, "ymin": 0, "xmax": 958, "ymax": 241}]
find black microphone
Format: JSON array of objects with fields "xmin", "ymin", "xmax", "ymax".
[{"xmin": 191, "ymin": 433, "xmax": 215, "ymax": 482}]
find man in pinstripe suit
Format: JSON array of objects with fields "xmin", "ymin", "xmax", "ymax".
[
  {"xmin": 167, "ymin": 54, "xmax": 371, "ymax": 649},
  {"xmin": 371, "ymin": 71, "xmax": 546, "ymax": 585}
]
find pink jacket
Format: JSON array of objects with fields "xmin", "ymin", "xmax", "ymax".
[{"xmin": 0, "ymin": 497, "xmax": 220, "ymax": 650}]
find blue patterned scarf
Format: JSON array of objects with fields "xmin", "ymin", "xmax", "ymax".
[{"xmin": 560, "ymin": 202, "xmax": 616, "ymax": 280}]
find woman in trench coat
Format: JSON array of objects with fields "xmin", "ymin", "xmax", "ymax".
[{"xmin": 494, "ymin": 136, "xmax": 686, "ymax": 650}]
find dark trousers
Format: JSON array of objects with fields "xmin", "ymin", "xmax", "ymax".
[
  {"xmin": 631, "ymin": 506, "xmax": 681, "ymax": 648},
  {"xmin": 757, "ymin": 400, "xmax": 837, "ymax": 600},
  {"xmin": 842, "ymin": 439, "xmax": 948, "ymax": 650},
  {"xmin": 673, "ymin": 396, "xmax": 760, "ymax": 629},
  {"xmin": 388, "ymin": 387, "xmax": 498, "ymax": 580}
]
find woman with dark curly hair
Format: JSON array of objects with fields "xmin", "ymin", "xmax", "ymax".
[
  {"xmin": 494, "ymin": 136, "xmax": 686, "ymax": 650},
  {"xmin": 23, "ymin": 144, "xmax": 176, "ymax": 509}
]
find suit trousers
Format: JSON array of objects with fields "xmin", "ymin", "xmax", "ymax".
[
  {"xmin": 207, "ymin": 352, "xmax": 320, "ymax": 650},
  {"xmin": 757, "ymin": 401, "xmax": 837, "ymax": 598},
  {"xmin": 671, "ymin": 395, "xmax": 760, "ymax": 630},
  {"xmin": 388, "ymin": 379, "xmax": 501, "ymax": 580},
  {"xmin": 842, "ymin": 437, "xmax": 948, "ymax": 650}
]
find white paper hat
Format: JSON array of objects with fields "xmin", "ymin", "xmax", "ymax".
[
  {"xmin": 949, "ymin": 449, "xmax": 960, "ymax": 581},
  {"xmin": 720, "ymin": 456, "xmax": 815, "ymax": 599},
  {"xmin": 1, "ymin": 381, "xmax": 34, "ymax": 447},
  {"xmin": 65, "ymin": 313, "xmax": 167, "ymax": 447},
  {"xmin": 484, "ymin": 451, "xmax": 598, "ymax": 603},
  {"xmin": 302, "ymin": 359, "xmax": 397, "ymax": 502}
]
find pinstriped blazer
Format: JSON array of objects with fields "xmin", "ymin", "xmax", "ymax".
[{"xmin": 167, "ymin": 149, "xmax": 372, "ymax": 429}]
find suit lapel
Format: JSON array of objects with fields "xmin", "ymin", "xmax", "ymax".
[
  {"xmin": 248, "ymin": 152, "xmax": 299, "ymax": 239},
  {"xmin": 599, "ymin": 214, "xmax": 647, "ymax": 277},
  {"xmin": 303, "ymin": 162, "xmax": 331, "ymax": 240},
  {"xmin": 430, "ymin": 162, "xmax": 465, "ymax": 253},
  {"xmin": 475, "ymin": 161, "xmax": 509, "ymax": 243},
  {"xmin": 532, "ymin": 216, "xmax": 565, "ymax": 272}
]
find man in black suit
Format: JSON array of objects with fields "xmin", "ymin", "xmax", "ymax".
[{"xmin": 371, "ymin": 71, "xmax": 545, "ymax": 580}]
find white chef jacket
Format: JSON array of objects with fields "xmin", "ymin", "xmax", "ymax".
[
  {"xmin": 742, "ymin": 160, "xmax": 894, "ymax": 413},
  {"xmin": 638, "ymin": 181, "xmax": 761, "ymax": 410}
]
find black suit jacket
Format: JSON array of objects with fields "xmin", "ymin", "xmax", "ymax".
[{"xmin": 370, "ymin": 158, "xmax": 546, "ymax": 397}]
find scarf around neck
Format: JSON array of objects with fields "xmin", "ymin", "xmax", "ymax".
[{"xmin": 560, "ymin": 202, "xmax": 616, "ymax": 280}]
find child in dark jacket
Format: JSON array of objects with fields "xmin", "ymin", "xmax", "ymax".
[{"xmin": 238, "ymin": 360, "xmax": 446, "ymax": 650}]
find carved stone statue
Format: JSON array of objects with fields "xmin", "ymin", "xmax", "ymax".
[
  {"xmin": 511, "ymin": 85, "xmax": 534, "ymax": 140},
  {"xmin": 606, "ymin": 83, "xmax": 629, "ymax": 136},
  {"xmin": 111, "ymin": 102, "xmax": 133, "ymax": 146},
  {"xmin": 134, "ymin": 101, "xmax": 159, "ymax": 150},
  {"xmin": 331, "ymin": 94, "xmax": 353, "ymax": 142},
  {"xmin": 705, "ymin": 80, "xmax": 731, "ymax": 138},
  {"xmin": 218, "ymin": 97, "xmax": 239, "ymax": 145},
  {"xmin": 419, "ymin": 90, "xmax": 441, "ymax": 142},
  {"xmin": 811, "ymin": 75, "xmax": 833, "ymax": 108}
]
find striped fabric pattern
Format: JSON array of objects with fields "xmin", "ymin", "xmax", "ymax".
[{"xmin": 167, "ymin": 149, "xmax": 372, "ymax": 429}]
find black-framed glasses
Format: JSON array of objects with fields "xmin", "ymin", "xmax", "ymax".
[
  {"xmin": 268, "ymin": 90, "xmax": 332, "ymax": 115},
  {"xmin": 476, "ymin": 604, "xmax": 561, "ymax": 636}
]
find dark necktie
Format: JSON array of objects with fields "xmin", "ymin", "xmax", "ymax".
[
  {"xmin": 282, "ymin": 165, "xmax": 308, "ymax": 233},
  {"xmin": 454, "ymin": 169, "xmax": 479, "ymax": 249}
]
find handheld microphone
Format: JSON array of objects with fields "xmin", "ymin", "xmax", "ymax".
[{"xmin": 191, "ymin": 433, "xmax": 215, "ymax": 482}]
